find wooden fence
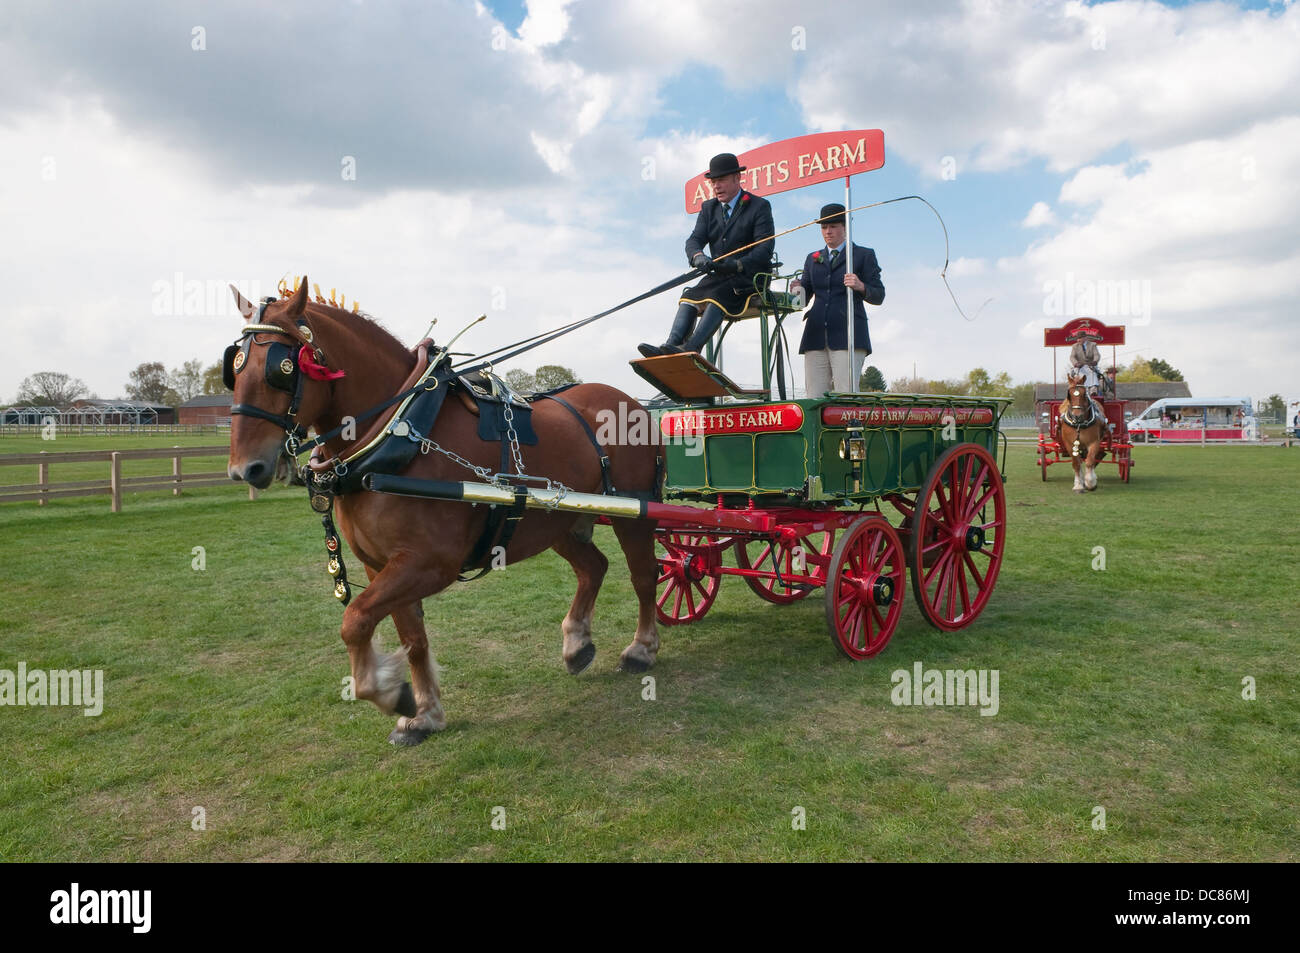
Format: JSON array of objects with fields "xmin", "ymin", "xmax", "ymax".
[
  {"xmin": 0, "ymin": 424, "xmax": 229, "ymax": 437},
  {"xmin": 0, "ymin": 446, "xmax": 257, "ymax": 511}
]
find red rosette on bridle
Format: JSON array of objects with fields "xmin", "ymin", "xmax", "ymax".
[{"xmin": 298, "ymin": 345, "xmax": 346, "ymax": 381}]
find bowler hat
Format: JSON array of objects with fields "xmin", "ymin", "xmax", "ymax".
[
  {"xmin": 818, "ymin": 203, "xmax": 847, "ymax": 225},
  {"xmin": 705, "ymin": 153, "xmax": 746, "ymax": 179}
]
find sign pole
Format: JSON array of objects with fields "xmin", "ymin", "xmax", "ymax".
[{"xmin": 844, "ymin": 174, "xmax": 854, "ymax": 393}]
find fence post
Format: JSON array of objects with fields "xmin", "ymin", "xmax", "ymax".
[
  {"xmin": 110, "ymin": 451, "xmax": 122, "ymax": 512},
  {"xmin": 249, "ymin": 485, "xmax": 258, "ymax": 500},
  {"xmin": 173, "ymin": 446, "xmax": 182, "ymax": 496},
  {"xmin": 38, "ymin": 451, "xmax": 49, "ymax": 507}
]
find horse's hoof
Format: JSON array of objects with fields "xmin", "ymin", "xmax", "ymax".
[
  {"xmin": 565, "ymin": 642, "xmax": 596, "ymax": 675},
  {"xmin": 388, "ymin": 725, "xmax": 434, "ymax": 746},
  {"xmin": 617, "ymin": 655, "xmax": 651, "ymax": 674},
  {"xmin": 395, "ymin": 682, "xmax": 417, "ymax": 718}
]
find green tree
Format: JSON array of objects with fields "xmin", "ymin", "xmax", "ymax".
[
  {"xmin": 170, "ymin": 359, "xmax": 206, "ymax": 402},
  {"xmin": 889, "ymin": 375, "xmax": 965, "ymax": 395},
  {"xmin": 532, "ymin": 365, "xmax": 581, "ymax": 391},
  {"xmin": 201, "ymin": 361, "xmax": 226, "ymax": 394},
  {"xmin": 1116, "ymin": 355, "xmax": 1163, "ymax": 383},
  {"xmin": 859, "ymin": 365, "xmax": 887, "ymax": 392},
  {"xmin": 1260, "ymin": 394, "xmax": 1286, "ymax": 422},
  {"xmin": 15, "ymin": 371, "xmax": 91, "ymax": 406},
  {"xmin": 964, "ymin": 367, "xmax": 992, "ymax": 395},
  {"xmin": 125, "ymin": 362, "xmax": 174, "ymax": 403},
  {"xmin": 504, "ymin": 369, "xmax": 536, "ymax": 393},
  {"xmin": 1008, "ymin": 382, "xmax": 1036, "ymax": 416},
  {"xmin": 1146, "ymin": 357, "xmax": 1184, "ymax": 382}
]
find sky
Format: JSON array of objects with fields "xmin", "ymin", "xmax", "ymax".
[{"xmin": 2, "ymin": 0, "xmax": 1297, "ymax": 407}]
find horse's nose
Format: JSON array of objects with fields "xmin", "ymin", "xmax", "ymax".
[{"xmin": 230, "ymin": 460, "xmax": 270, "ymax": 487}]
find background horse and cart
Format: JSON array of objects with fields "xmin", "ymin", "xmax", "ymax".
[{"xmin": 1036, "ymin": 317, "xmax": 1133, "ymax": 488}]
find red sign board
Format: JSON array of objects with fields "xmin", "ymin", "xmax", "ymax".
[
  {"xmin": 660, "ymin": 403, "xmax": 805, "ymax": 437},
  {"xmin": 821, "ymin": 406, "xmax": 995, "ymax": 427},
  {"xmin": 684, "ymin": 130, "xmax": 885, "ymax": 213},
  {"xmin": 1043, "ymin": 317, "xmax": 1126, "ymax": 348}
]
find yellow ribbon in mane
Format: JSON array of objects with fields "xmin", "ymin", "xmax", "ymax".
[{"xmin": 278, "ymin": 277, "xmax": 360, "ymax": 312}]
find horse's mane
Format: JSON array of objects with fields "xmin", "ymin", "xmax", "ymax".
[{"xmin": 305, "ymin": 300, "xmax": 417, "ymax": 371}]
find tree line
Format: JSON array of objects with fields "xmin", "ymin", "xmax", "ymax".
[
  {"xmin": 10, "ymin": 360, "xmax": 226, "ymax": 407},
  {"xmin": 10, "ymin": 361, "xmax": 584, "ymax": 408},
  {"xmin": 863, "ymin": 355, "xmax": 1189, "ymax": 416}
]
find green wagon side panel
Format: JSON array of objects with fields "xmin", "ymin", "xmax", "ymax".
[
  {"xmin": 755, "ymin": 433, "xmax": 808, "ymax": 490},
  {"xmin": 665, "ymin": 439, "xmax": 707, "ymax": 488},
  {"xmin": 704, "ymin": 435, "xmax": 754, "ymax": 490},
  {"xmin": 655, "ymin": 394, "xmax": 1009, "ymax": 502}
]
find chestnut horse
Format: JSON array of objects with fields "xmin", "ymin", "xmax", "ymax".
[
  {"xmin": 225, "ymin": 279, "xmax": 662, "ymax": 745},
  {"xmin": 1058, "ymin": 374, "xmax": 1107, "ymax": 493}
]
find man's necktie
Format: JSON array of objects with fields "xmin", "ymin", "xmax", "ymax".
[
  {"xmin": 722, "ymin": 203, "xmax": 731, "ymax": 220},
  {"xmin": 829, "ymin": 248, "xmax": 839, "ymax": 266}
]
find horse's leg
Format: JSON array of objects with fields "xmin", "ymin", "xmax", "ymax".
[
  {"xmin": 341, "ymin": 553, "xmax": 456, "ymax": 738},
  {"xmin": 1085, "ymin": 435, "xmax": 1101, "ymax": 490},
  {"xmin": 1067, "ymin": 430, "xmax": 1085, "ymax": 493},
  {"xmin": 550, "ymin": 519, "xmax": 608, "ymax": 675},
  {"xmin": 610, "ymin": 517, "xmax": 661, "ymax": 673},
  {"xmin": 387, "ymin": 599, "xmax": 447, "ymax": 745}
]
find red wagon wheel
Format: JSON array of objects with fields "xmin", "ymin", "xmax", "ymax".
[
  {"xmin": 735, "ymin": 530, "xmax": 834, "ymax": 604},
  {"xmin": 1116, "ymin": 441, "xmax": 1132, "ymax": 482},
  {"xmin": 655, "ymin": 532, "xmax": 728, "ymax": 625},
  {"xmin": 824, "ymin": 516, "xmax": 905, "ymax": 660},
  {"xmin": 909, "ymin": 443, "xmax": 1006, "ymax": 631}
]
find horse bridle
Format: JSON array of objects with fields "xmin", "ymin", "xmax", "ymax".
[
  {"xmin": 1063, "ymin": 384, "xmax": 1098, "ymax": 429},
  {"xmin": 223, "ymin": 297, "xmax": 329, "ymax": 453}
]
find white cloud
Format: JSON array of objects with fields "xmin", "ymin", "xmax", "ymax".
[
  {"xmin": 793, "ymin": 0, "xmax": 1300, "ymax": 175},
  {"xmin": 1021, "ymin": 201, "xmax": 1056, "ymax": 228},
  {"xmin": 518, "ymin": 0, "xmax": 574, "ymax": 48}
]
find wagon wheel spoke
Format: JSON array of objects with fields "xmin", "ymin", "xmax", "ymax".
[
  {"xmin": 868, "ymin": 603, "xmax": 889, "ymax": 642},
  {"xmin": 842, "ymin": 601, "xmax": 867, "ymax": 651},
  {"xmin": 940, "ymin": 552, "xmax": 957, "ymax": 619},
  {"xmin": 963, "ymin": 469, "xmax": 997, "ymax": 521},
  {"xmin": 961, "ymin": 551, "xmax": 987, "ymax": 590},
  {"xmin": 923, "ymin": 544, "xmax": 956, "ymax": 589},
  {"xmin": 956, "ymin": 559, "xmax": 972, "ymax": 617}
]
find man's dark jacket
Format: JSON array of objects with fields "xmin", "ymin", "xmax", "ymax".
[
  {"xmin": 680, "ymin": 191, "xmax": 775, "ymax": 317},
  {"xmin": 797, "ymin": 243, "xmax": 885, "ymax": 354}
]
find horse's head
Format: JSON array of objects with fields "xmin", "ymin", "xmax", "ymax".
[
  {"xmin": 1064, "ymin": 375, "xmax": 1089, "ymax": 413},
  {"xmin": 225, "ymin": 277, "xmax": 337, "ymax": 488}
]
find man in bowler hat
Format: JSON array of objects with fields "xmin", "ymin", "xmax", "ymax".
[
  {"xmin": 791, "ymin": 203, "xmax": 885, "ymax": 396},
  {"xmin": 638, "ymin": 153, "xmax": 775, "ymax": 358}
]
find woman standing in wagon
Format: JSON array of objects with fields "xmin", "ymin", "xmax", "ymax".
[{"xmin": 790, "ymin": 203, "xmax": 886, "ymax": 397}]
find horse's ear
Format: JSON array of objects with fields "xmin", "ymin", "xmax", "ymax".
[
  {"xmin": 230, "ymin": 284, "xmax": 256, "ymax": 320},
  {"xmin": 286, "ymin": 275, "xmax": 309, "ymax": 317}
]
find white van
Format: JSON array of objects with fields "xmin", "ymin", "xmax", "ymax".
[{"xmin": 1127, "ymin": 398, "xmax": 1256, "ymax": 443}]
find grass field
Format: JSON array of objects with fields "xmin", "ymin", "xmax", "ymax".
[{"xmin": 0, "ymin": 435, "xmax": 1296, "ymax": 861}]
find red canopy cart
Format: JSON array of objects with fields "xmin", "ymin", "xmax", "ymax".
[{"xmin": 1036, "ymin": 317, "xmax": 1133, "ymax": 483}]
